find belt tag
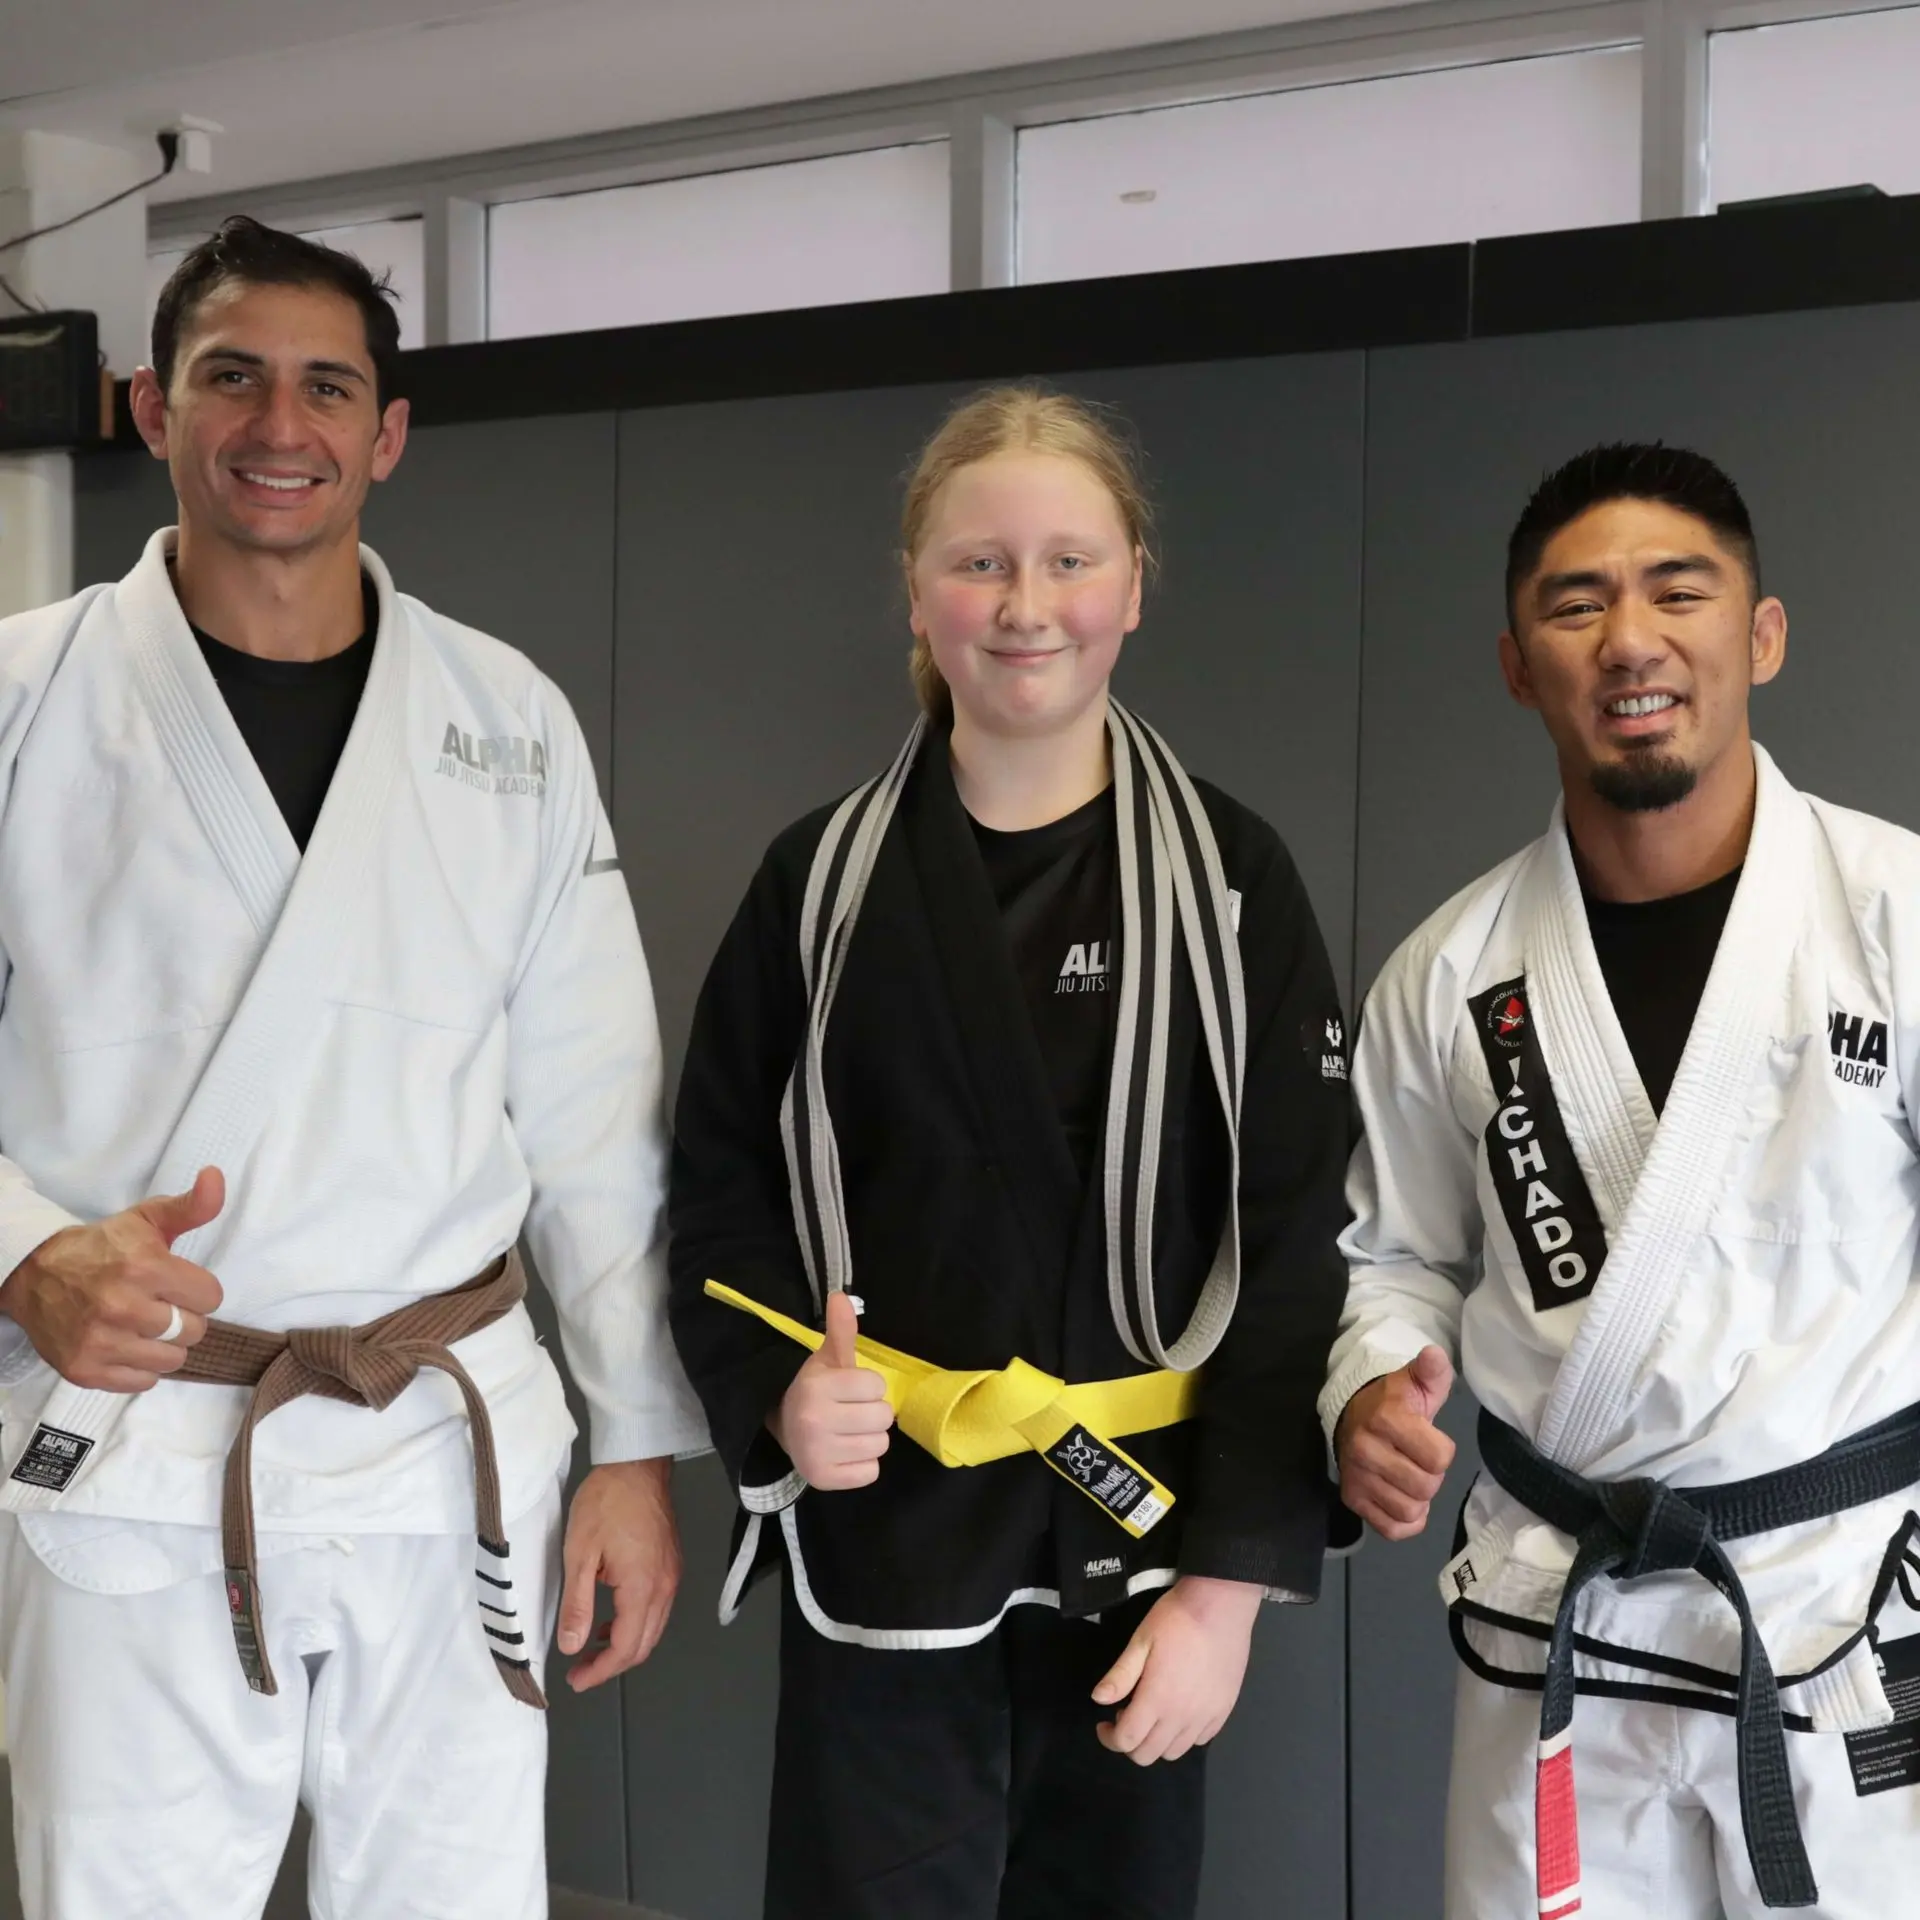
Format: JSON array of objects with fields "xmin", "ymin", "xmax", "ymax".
[
  {"xmin": 1846, "ymin": 1632, "xmax": 1920, "ymax": 1797},
  {"xmin": 1038, "ymin": 1423, "xmax": 1173, "ymax": 1538},
  {"xmin": 224, "ymin": 1566, "xmax": 271, "ymax": 1693}
]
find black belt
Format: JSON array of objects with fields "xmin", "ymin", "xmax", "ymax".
[{"xmin": 1477, "ymin": 1401, "xmax": 1920, "ymax": 1910}]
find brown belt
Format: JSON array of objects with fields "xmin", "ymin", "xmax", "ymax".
[{"xmin": 176, "ymin": 1251, "xmax": 545, "ymax": 1709}]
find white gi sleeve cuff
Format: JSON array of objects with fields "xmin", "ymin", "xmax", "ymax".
[
  {"xmin": 0, "ymin": 1313, "xmax": 41, "ymax": 1386},
  {"xmin": 0, "ymin": 1192, "xmax": 85, "ymax": 1289},
  {"xmin": 0, "ymin": 1194, "xmax": 84, "ymax": 1385},
  {"xmin": 1317, "ymin": 1321, "xmax": 1444, "ymax": 1454},
  {"xmin": 586, "ymin": 1409, "xmax": 713, "ymax": 1467},
  {"xmin": 740, "ymin": 1468, "xmax": 807, "ymax": 1515}
]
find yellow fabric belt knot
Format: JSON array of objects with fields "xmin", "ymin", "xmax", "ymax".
[{"xmin": 705, "ymin": 1280, "xmax": 1199, "ymax": 1538}]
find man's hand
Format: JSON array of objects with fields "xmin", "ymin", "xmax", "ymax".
[
  {"xmin": 0, "ymin": 1167, "xmax": 226, "ymax": 1392},
  {"xmin": 1092, "ymin": 1575, "xmax": 1263, "ymax": 1767},
  {"xmin": 556, "ymin": 1457, "xmax": 681, "ymax": 1692},
  {"xmin": 1334, "ymin": 1345, "xmax": 1457, "ymax": 1541},
  {"xmin": 768, "ymin": 1291, "xmax": 894, "ymax": 1490}
]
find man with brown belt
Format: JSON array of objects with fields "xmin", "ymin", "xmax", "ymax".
[{"xmin": 0, "ymin": 216, "xmax": 705, "ymax": 1918}]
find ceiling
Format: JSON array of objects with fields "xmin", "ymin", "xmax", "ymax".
[{"xmin": 0, "ymin": 0, "xmax": 1401, "ymax": 208}]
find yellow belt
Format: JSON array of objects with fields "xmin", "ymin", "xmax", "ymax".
[{"xmin": 705, "ymin": 1280, "xmax": 1199, "ymax": 1538}]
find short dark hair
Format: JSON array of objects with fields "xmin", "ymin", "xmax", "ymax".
[
  {"xmin": 1505, "ymin": 442, "xmax": 1761, "ymax": 624},
  {"xmin": 150, "ymin": 215, "xmax": 403, "ymax": 410}
]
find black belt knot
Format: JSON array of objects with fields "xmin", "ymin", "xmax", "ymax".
[{"xmin": 1598, "ymin": 1477, "xmax": 1711, "ymax": 1580}]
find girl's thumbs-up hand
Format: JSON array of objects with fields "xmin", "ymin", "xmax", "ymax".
[{"xmin": 767, "ymin": 1291, "xmax": 895, "ymax": 1490}]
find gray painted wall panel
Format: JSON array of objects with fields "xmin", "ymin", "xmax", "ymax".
[
  {"xmin": 1076, "ymin": 354, "xmax": 1364, "ymax": 1920},
  {"xmin": 359, "ymin": 413, "xmax": 620, "ymax": 802},
  {"xmin": 1079, "ymin": 355, "xmax": 1363, "ymax": 994},
  {"xmin": 72, "ymin": 444, "xmax": 172, "ymax": 587},
  {"xmin": 611, "ymin": 384, "xmax": 971, "ymax": 1094},
  {"xmin": 1350, "ymin": 297, "xmax": 1920, "ymax": 1920},
  {"xmin": 613, "ymin": 383, "xmax": 969, "ymax": 1920}
]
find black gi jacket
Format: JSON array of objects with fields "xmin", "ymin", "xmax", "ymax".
[{"xmin": 668, "ymin": 742, "xmax": 1351, "ymax": 1638}]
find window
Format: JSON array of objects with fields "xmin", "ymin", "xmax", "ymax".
[
  {"xmin": 1709, "ymin": 7, "xmax": 1920, "ymax": 208},
  {"xmin": 300, "ymin": 218, "xmax": 427, "ymax": 349},
  {"xmin": 1017, "ymin": 49, "xmax": 1643, "ymax": 284},
  {"xmin": 145, "ymin": 216, "xmax": 427, "ymax": 354},
  {"xmin": 486, "ymin": 142, "xmax": 950, "ymax": 339}
]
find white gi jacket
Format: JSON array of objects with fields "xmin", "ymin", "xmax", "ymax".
[
  {"xmin": 1323, "ymin": 745, "xmax": 1920, "ymax": 1736},
  {"xmin": 0, "ymin": 529, "xmax": 707, "ymax": 1581}
]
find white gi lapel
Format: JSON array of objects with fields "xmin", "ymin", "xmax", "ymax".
[
  {"xmin": 1524, "ymin": 806, "xmax": 1659, "ymax": 1236},
  {"xmin": 2, "ymin": 537, "xmax": 408, "ymax": 1512},
  {"xmin": 1532, "ymin": 747, "xmax": 1807, "ymax": 1469},
  {"xmin": 119, "ymin": 529, "xmax": 301, "ymax": 936}
]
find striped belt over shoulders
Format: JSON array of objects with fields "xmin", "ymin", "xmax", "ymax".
[{"xmin": 781, "ymin": 699, "xmax": 1247, "ymax": 1372}]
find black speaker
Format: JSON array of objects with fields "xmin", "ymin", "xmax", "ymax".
[{"xmin": 0, "ymin": 309, "xmax": 102, "ymax": 451}]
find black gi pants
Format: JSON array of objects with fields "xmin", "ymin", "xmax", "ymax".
[{"xmin": 764, "ymin": 1577, "xmax": 1207, "ymax": 1920}]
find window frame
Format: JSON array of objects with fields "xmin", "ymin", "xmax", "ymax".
[{"xmin": 145, "ymin": 0, "xmax": 1914, "ymax": 340}]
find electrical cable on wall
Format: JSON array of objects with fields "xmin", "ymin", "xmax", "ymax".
[
  {"xmin": 0, "ymin": 131, "xmax": 179, "ymax": 263},
  {"xmin": 0, "ymin": 268, "xmax": 40, "ymax": 314}
]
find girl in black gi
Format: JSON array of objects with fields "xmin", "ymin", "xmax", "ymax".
[{"xmin": 668, "ymin": 387, "xmax": 1350, "ymax": 1920}]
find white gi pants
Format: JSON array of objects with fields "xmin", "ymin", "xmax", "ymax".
[
  {"xmin": 1445, "ymin": 1649, "xmax": 1920, "ymax": 1920},
  {"xmin": 0, "ymin": 1479, "xmax": 561, "ymax": 1920}
]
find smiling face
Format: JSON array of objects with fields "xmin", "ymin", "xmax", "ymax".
[
  {"xmin": 906, "ymin": 449, "xmax": 1142, "ymax": 740},
  {"xmin": 130, "ymin": 277, "xmax": 407, "ymax": 561},
  {"xmin": 1499, "ymin": 496, "xmax": 1786, "ymax": 813}
]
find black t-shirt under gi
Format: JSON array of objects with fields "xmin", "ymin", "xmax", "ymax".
[
  {"xmin": 189, "ymin": 575, "xmax": 377, "ymax": 849},
  {"xmin": 1583, "ymin": 864, "xmax": 1742, "ymax": 1114},
  {"xmin": 969, "ymin": 787, "xmax": 1119, "ymax": 1184}
]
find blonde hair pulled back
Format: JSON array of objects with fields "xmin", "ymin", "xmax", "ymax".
[{"xmin": 901, "ymin": 385, "xmax": 1156, "ymax": 725}]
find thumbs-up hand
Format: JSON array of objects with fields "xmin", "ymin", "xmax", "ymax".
[
  {"xmin": 1333, "ymin": 1344, "xmax": 1457, "ymax": 1542},
  {"xmin": 767, "ymin": 1291, "xmax": 895, "ymax": 1491},
  {"xmin": 0, "ymin": 1167, "xmax": 227, "ymax": 1393}
]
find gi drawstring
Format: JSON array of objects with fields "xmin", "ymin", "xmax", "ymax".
[{"xmin": 781, "ymin": 700, "xmax": 1246, "ymax": 1375}]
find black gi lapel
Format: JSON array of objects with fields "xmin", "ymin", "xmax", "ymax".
[
  {"xmin": 901, "ymin": 745, "xmax": 1083, "ymax": 1287},
  {"xmin": 1469, "ymin": 976, "xmax": 1607, "ymax": 1314}
]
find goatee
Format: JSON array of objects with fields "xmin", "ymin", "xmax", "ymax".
[{"xmin": 1590, "ymin": 752, "xmax": 1697, "ymax": 814}]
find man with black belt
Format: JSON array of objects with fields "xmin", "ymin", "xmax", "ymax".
[
  {"xmin": 1326, "ymin": 443, "xmax": 1920, "ymax": 1918},
  {"xmin": 0, "ymin": 217, "xmax": 705, "ymax": 1917}
]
